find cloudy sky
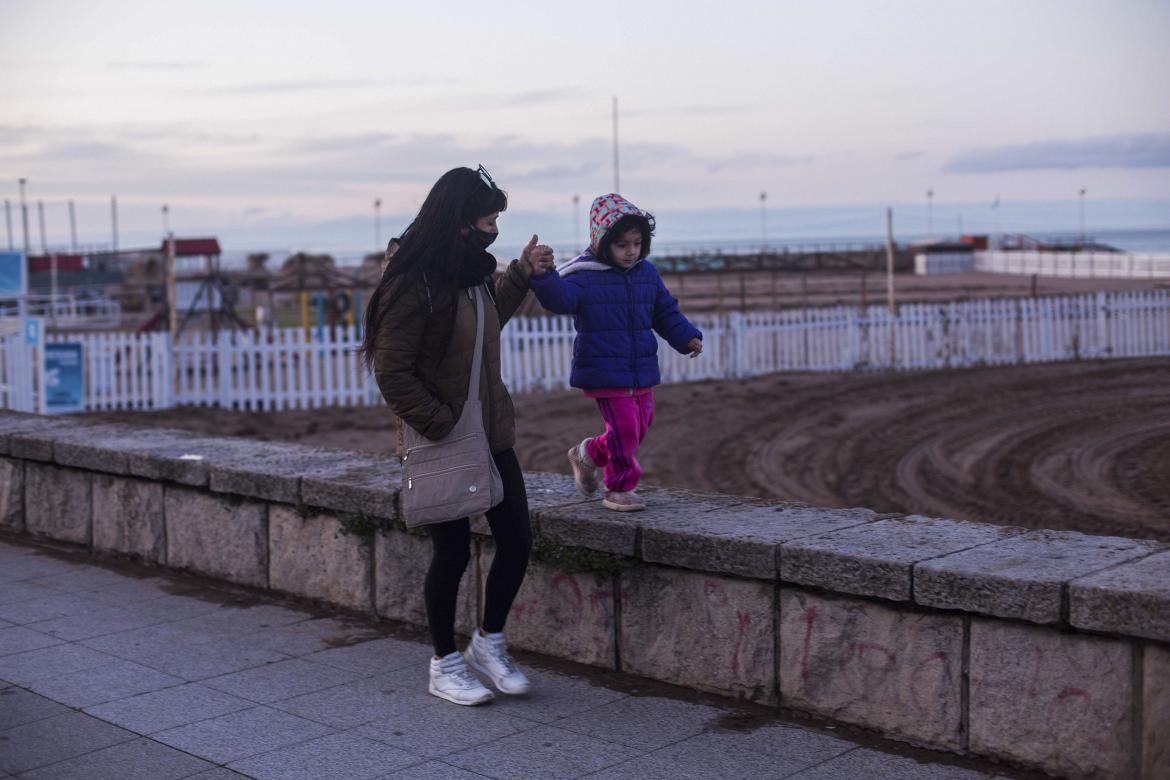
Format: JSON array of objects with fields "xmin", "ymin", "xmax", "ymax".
[{"xmin": 2, "ymin": 0, "xmax": 1169, "ymax": 250}]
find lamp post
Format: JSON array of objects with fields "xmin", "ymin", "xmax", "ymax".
[
  {"xmin": 162, "ymin": 204, "xmax": 170, "ymax": 236},
  {"xmin": 572, "ymin": 194, "xmax": 580, "ymax": 252},
  {"xmin": 760, "ymin": 191, "xmax": 768, "ymax": 253},
  {"xmin": 1078, "ymin": 186, "xmax": 1086, "ymax": 246},
  {"xmin": 926, "ymin": 188, "xmax": 934, "ymax": 241},
  {"xmin": 37, "ymin": 200, "xmax": 47, "ymax": 254},
  {"xmin": 111, "ymin": 195, "xmax": 119, "ymax": 252},
  {"xmin": 612, "ymin": 96, "xmax": 620, "ymax": 193},
  {"xmin": 18, "ymin": 178, "xmax": 30, "ymax": 255},
  {"xmin": 991, "ymin": 194, "xmax": 1000, "ymax": 249},
  {"xmin": 374, "ymin": 198, "xmax": 382, "ymax": 249},
  {"xmin": 68, "ymin": 200, "xmax": 78, "ymax": 253}
]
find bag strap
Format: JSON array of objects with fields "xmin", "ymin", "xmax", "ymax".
[{"xmin": 467, "ymin": 284, "xmax": 486, "ymax": 402}]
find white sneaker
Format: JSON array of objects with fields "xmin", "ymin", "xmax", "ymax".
[
  {"xmin": 428, "ymin": 651, "xmax": 494, "ymax": 706},
  {"xmin": 464, "ymin": 629, "xmax": 531, "ymax": 695},
  {"xmin": 567, "ymin": 438, "xmax": 600, "ymax": 495}
]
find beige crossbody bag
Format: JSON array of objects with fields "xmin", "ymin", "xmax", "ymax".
[{"xmin": 400, "ymin": 284, "xmax": 505, "ymax": 527}]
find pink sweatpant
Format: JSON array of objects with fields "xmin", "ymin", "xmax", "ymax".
[{"xmin": 584, "ymin": 391, "xmax": 655, "ymax": 493}]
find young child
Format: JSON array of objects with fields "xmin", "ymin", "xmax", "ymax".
[{"xmin": 529, "ymin": 194, "xmax": 702, "ymax": 511}]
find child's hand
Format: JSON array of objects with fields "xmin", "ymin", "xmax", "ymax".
[
  {"xmin": 520, "ymin": 234, "xmax": 555, "ymax": 275},
  {"xmin": 688, "ymin": 337, "xmax": 703, "ymax": 358}
]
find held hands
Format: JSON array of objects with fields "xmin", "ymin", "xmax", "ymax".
[
  {"xmin": 520, "ymin": 234, "xmax": 555, "ymax": 276},
  {"xmin": 688, "ymin": 337, "xmax": 703, "ymax": 358}
]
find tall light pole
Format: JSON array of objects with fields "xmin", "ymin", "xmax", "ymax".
[
  {"xmin": 612, "ymin": 96, "xmax": 620, "ymax": 193},
  {"xmin": 1078, "ymin": 186, "xmax": 1086, "ymax": 246},
  {"xmin": 18, "ymin": 178, "xmax": 30, "ymax": 255},
  {"xmin": 572, "ymin": 194, "xmax": 580, "ymax": 252},
  {"xmin": 68, "ymin": 200, "xmax": 78, "ymax": 253},
  {"xmin": 374, "ymin": 198, "xmax": 382, "ymax": 249},
  {"xmin": 111, "ymin": 195, "xmax": 119, "ymax": 252},
  {"xmin": 37, "ymin": 200, "xmax": 47, "ymax": 253},
  {"xmin": 4, "ymin": 200, "xmax": 12, "ymax": 251},
  {"xmin": 926, "ymin": 188, "xmax": 934, "ymax": 241},
  {"xmin": 760, "ymin": 191, "xmax": 768, "ymax": 252},
  {"xmin": 991, "ymin": 194, "xmax": 1000, "ymax": 249},
  {"xmin": 162, "ymin": 204, "xmax": 170, "ymax": 236}
]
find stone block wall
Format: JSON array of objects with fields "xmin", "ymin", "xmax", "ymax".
[{"xmin": 0, "ymin": 410, "xmax": 1166, "ymax": 780}]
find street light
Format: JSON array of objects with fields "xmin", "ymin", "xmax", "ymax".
[
  {"xmin": 162, "ymin": 204, "xmax": 170, "ymax": 235},
  {"xmin": 926, "ymin": 188, "xmax": 934, "ymax": 241},
  {"xmin": 18, "ymin": 178, "xmax": 30, "ymax": 255},
  {"xmin": 572, "ymin": 194, "xmax": 580, "ymax": 252},
  {"xmin": 760, "ymin": 191, "xmax": 768, "ymax": 253},
  {"xmin": 991, "ymin": 194, "xmax": 1000, "ymax": 249},
  {"xmin": 374, "ymin": 198, "xmax": 383, "ymax": 249},
  {"xmin": 1078, "ymin": 187, "xmax": 1087, "ymax": 246}
]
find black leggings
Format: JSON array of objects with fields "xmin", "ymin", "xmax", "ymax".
[{"xmin": 424, "ymin": 448, "xmax": 532, "ymax": 658}]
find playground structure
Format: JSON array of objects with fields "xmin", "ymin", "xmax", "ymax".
[{"xmin": 266, "ymin": 252, "xmax": 366, "ymax": 340}]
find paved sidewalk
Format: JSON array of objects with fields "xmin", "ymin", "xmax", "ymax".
[{"xmin": 0, "ymin": 539, "xmax": 1030, "ymax": 780}]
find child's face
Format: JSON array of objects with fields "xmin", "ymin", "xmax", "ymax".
[{"xmin": 607, "ymin": 228, "xmax": 642, "ymax": 269}]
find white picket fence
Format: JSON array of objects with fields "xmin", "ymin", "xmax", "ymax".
[
  {"xmin": 5, "ymin": 289, "xmax": 1166, "ymax": 413},
  {"xmin": 975, "ymin": 250, "xmax": 1170, "ymax": 279}
]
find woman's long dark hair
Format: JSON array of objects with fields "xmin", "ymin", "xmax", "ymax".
[{"xmin": 359, "ymin": 167, "xmax": 507, "ymax": 371}]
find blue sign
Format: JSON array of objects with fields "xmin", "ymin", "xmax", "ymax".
[
  {"xmin": 44, "ymin": 342, "xmax": 85, "ymax": 414},
  {"xmin": 24, "ymin": 318, "xmax": 40, "ymax": 346},
  {"xmin": 0, "ymin": 251, "xmax": 26, "ymax": 298}
]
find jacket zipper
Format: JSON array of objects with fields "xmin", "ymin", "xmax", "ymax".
[{"xmin": 625, "ymin": 271, "xmax": 637, "ymax": 388}]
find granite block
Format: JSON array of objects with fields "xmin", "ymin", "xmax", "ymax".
[
  {"xmin": 374, "ymin": 529, "xmax": 476, "ymax": 633},
  {"xmin": 91, "ymin": 474, "xmax": 166, "ymax": 562},
  {"xmin": 1142, "ymin": 642, "xmax": 1170, "ymax": 780},
  {"xmin": 482, "ymin": 544, "xmax": 615, "ymax": 668},
  {"xmin": 0, "ymin": 457, "xmax": 24, "ymax": 532},
  {"xmin": 267, "ymin": 506, "xmax": 373, "ymax": 612},
  {"xmin": 642, "ymin": 502, "xmax": 878, "ymax": 579},
  {"xmin": 779, "ymin": 587, "xmax": 964, "ymax": 750},
  {"xmin": 780, "ymin": 514, "xmax": 1022, "ymax": 602},
  {"xmin": 1069, "ymin": 549, "xmax": 1170, "ymax": 643},
  {"xmin": 24, "ymin": 462, "xmax": 91, "ymax": 545},
  {"xmin": 53, "ymin": 426, "xmax": 199, "ymax": 476},
  {"xmin": 969, "ymin": 618, "xmax": 1134, "ymax": 779},
  {"xmin": 0, "ymin": 414, "xmax": 79, "ymax": 462},
  {"xmin": 916, "ymin": 530, "xmax": 1162, "ymax": 624},
  {"xmin": 208, "ymin": 441, "xmax": 352, "ymax": 504},
  {"xmin": 164, "ymin": 486, "xmax": 268, "ymax": 587},
  {"xmin": 300, "ymin": 456, "xmax": 400, "ymax": 520},
  {"xmin": 620, "ymin": 565, "xmax": 775, "ymax": 702}
]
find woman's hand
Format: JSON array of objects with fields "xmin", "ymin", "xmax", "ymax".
[
  {"xmin": 520, "ymin": 234, "xmax": 555, "ymax": 275},
  {"xmin": 688, "ymin": 337, "xmax": 703, "ymax": 358}
]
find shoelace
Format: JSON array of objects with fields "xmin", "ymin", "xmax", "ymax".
[
  {"xmin": 486, "ymin": 638, "xmax": 517, "ymax": 674},
  {"xmin": 441, "ymin": 659, "xmax": 481, "ymax": 688}
]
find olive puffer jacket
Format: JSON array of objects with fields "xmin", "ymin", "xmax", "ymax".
[{"xmin": 373, "ymin": 259, "xmax": 532, "ymax": 454}]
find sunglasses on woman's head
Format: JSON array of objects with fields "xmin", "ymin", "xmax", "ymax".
[{"xmin": 476, "ymin": 164, "xmax": 496, "ymax": 191}]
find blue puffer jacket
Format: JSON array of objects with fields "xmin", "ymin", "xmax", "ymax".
[{"xmin": 529, "ymin": 251, "xmax": 701, "ymax": 389}]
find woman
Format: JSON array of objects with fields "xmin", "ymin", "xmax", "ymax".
[{"xmin": 360, "ymin": 166, "xmax": 554, "ymax": 706}]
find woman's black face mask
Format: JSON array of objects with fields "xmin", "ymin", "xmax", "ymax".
[{"xmin": 466, "ymin": 225, "xmax": 498, "ymax": 249}]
